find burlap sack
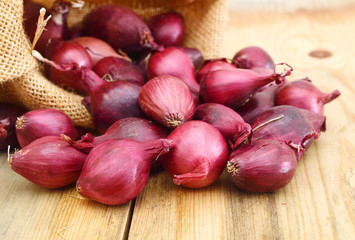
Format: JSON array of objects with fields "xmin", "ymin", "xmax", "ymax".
[{"xmin": 0, "ymin": 0, "xmax": 229, "ymax": 129}]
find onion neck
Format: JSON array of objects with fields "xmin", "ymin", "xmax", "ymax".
[
  {"xmin": 323, "ymin": 89, "xmax": 341, "ymax": 104},
  {"xmin": 80, "ymin": 68, "xmax": 107, "ymax": 94}
]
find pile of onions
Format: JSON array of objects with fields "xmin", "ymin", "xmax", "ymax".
[{"xmin": 13, "ymin": 2, "xmax": 342, "ymax": 203}]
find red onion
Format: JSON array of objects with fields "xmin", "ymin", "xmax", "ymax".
[
  {"xmin": 177, "ymin": 47, "xmax": 204, "ymax": 69},
  {"xmin": 147, "ymin": 47, "xmax": 200, "ymax": 101},
  {"xmin": 163, "ymin": 121, "xmax": 228, "ymax": 188},
  {"xmin": 275, "ymin": 78, "xmax": 341, "ymax": 114},
  {"xmin": 139, "ymin": 75, "xmax": 195, "ymax": 128},
  {"xmin": 0, "ymin": 103, "xmax": 27, "ymax": 150},
  {"xmin": 73, "ymin": 36, "xmax": 131, "ymax": 65},
  {"xmin": 45, "ymin": 40, "xmax": 93, "ymax": 94},
  {"xmin": 200, "ymin": 64, "xmax": 292, "ymax": 108},
  {"xmin": 194, "ymin": 103, "xmax": 251, "ymax": 148},
  {"xmin": 25, "ymin": 0, "xmax": 70, "ymax": 55},
  {"xmin": 23, "ymin": 0, "xmax": 44, "ymax": 20},
  {"xmin": 232, "ymin": 46, "xmax": 274, "ymax": 70},
  {"xmin": 15, "ymin": 108, "xmax": 77, "ymax": 148},
  {"xmin": 93, "ymin": 57, "xmax": 146, "ymax": 85},
  {"xmin": 227, "ymin": 139, "xmax": 297, "ymax": 192},
  {"xmin": 197, "ymin": 58, "xmax": 236, "ymax": 83},
  {"xmin": 68, "ymin": 22, "xmax": 84, "ymax": 39},
  {"xmin": 250, "ymin": 105, "xmax": 326, "ymax": 160},
  {"xmin": 148, "ymin": 11, "xmax": 185, "ymax": 47},
  {"xmin": 76, "ymin": 138, "xmax": 173, "ymax": 205},
  {"xmin": 235, "ymin": 82, "xmax": 280, "ymax": 124},
  {"xmin": 9, "ymin": 135, "xmax": 87, "ymax": 189},
  {"xmin": 83, "ymin": 5, "xmax": 162, "ymax": 60}
]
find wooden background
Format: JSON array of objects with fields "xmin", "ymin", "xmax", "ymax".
[{"xmin": 1, "ymin": 0, "xmax": 354, "ymax": 239}]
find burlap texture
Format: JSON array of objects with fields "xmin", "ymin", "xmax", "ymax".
[{"xmin": 0, "ymin": 0, "xmax": 229, "ymax": 128}]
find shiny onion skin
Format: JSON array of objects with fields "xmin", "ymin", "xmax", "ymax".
[
  {"xmin": 147, "ymin": 47, "xmax": 200, "ymax": 101},
  {"xmin": 197, "ymin": 58, "xmax": 236, "ymax": 83},
  {"xmin": 148, "ymin": 11, "xmax": 185, "ymax": 47},
  {"xmin": 45, "ymin": 40, "xmax": 93, "ymax": 94},
  {"xmin": 163, "ymin": 121, "xmax": 229, "ymax": 188},
  {"xmin": 177, "ymin": 47, "xmax": 204, "ymax": 70},
  {"xmin": 200, "ymin": 66, "xmax": 292, "ymax": 109},
  {"xmin": 250, "ymin": 105, "xmax": 326, "ymax": 160},
  {"xmin": 93, "ymin": 57, "xmax": 146, "ymax": 85},
  {"xmin": 232, "ymin": 46, "xmax": 274, "ymax": 70},
  {"xmin": 227, "ymin": 139, "xmax": 297, "ymax": 192},
  {"xmin": 0, "ymin": 103, "xmax": 27, "ymax": 150},
  {"xmin": 25, "ymin": 0, "xmax": 70, "ymax": 55},
  {"xmin": 76, "ymin": 138, "xmax": 173, "ymax": 205},
  {"xmin": 9, "ymin": 135, "xmax": 87, "ymax": 189},
  {"xmin": 15, "ymin": 108, "xmax": 77, "ymax": 148},
  {"xmin": 139, "ymin": 75, "xmax": 195, "ymax": 128},
  {"xmin": 194, "ymin": 103, "xmax": 251, "ymax": 149},
  {"xmin": 73, "ymin": 36, "xmax": 130, "ymax": 65},
  {"xmin": 83, "ymin": 5, "xmax": 161, "ymax": 60},
  {"xmin": 275, "ymin": 78, "xmax": 341, "ymax": 114},
  {"xmin": 236, "ymin": 82, "xmax": 280, "ymax": 125}
]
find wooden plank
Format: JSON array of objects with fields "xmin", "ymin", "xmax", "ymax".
[
  {"xmin": 0, "ymin": 153, "xmax": 133, "ymax": 240},
  {"xmin": 127, "ymin": 5, "xmax": 355, "ymax": 240}
]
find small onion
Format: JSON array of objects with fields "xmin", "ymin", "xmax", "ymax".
[
  {"xmin": 163, "ymin": 121, "xmax": 228, "ymax": 188},
  {"xmin": 139, "ymin": 75, "xmax": 195, "ymax": 128},
  {"xmin": 232, "ymin": 46, "xmax": 274, "ymax": 70}
]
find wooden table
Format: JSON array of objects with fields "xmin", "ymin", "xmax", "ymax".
[{"xmin": 1, "ymin": 1, "xmax": 354, "ymax": 239}]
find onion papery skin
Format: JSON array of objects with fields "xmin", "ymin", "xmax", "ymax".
[
  {"xmin": 148, "ymin": 11, "xmax": 185, "ymax": 47},
  {"xmin": 235, "ymin": 82, "xmax": 280, "ymax": 125},
  {"xmin": 163, "ymin": 121, "xmax": 228, "ymax": 188},
  {"xmin": 138, "ymin": 75, "xmax": 195, "ymax": 129},
  {"xmin": 83, "ymin": 5, "xmax": 161, "ymax": 60},
  {"xmin": 194, "ymin": 103, "xmax": 251, "ymax": 149},
  {"xmin": 147, "ymin": 47, "xmax": 200, "ymax": 101},
  {"xmin": 25, "ymin": 0, "xmax": 70, "ymax": 55},
  {"xmin": 73, "ymin": 36, "xmax": 130, "ymax": 65},
  {"xmin": 45, "ymin": 40, "xmax": 93, "ymax": 94},
  {"xmin": 76, "ymin": 138, "xmax": 173, "ymax": 205},
  {"xmin": 250, "ymin": 105, "xmax": 326, "ymax": 160},
  {"xmin": 227, "ymin": 139, "xmax": 297, "ymax": 192},
  {"xmin": 200, "ymin": 67, "xmax": 291, "ymax": 109},
  {"xmin": 9, "ymin": 135, "xmax": 87, "ymax": 189},
  {"xmin": 177, "ymin": 47, "xmax": 204, "ymax": 70},
  {"xmin": 15, "ymin": 108, "xmax": 76, "ymax": 148},
  {"xmin": 197, "ymin": 58, "xmax": 236, "ymax": 83},
  {"xmin": 0, "ymin": 103, "xmax": 27, "ymax": 150},
  {"xmin": 232, "ymin": 46, "xmax": 274, "ymax": 70},
  {"xmin": 93, "ymin": 56, "xmax": 146, "ymax": 85},
  {"xmin": 275, "ymin": 78, "xmax": 341, "ymax": 114}
]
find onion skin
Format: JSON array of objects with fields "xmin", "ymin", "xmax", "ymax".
[
  {"xmin": 73, "ymin": 36, "xmax": 130, "ymax": 65},
  {"xmin": 9, "ymin": 135, "xmax": 87, "ymax": 189},
  {"xmin": 25, "ymin": 0, "xmax": 70, "ymax": 55},
  {"xmin": 227, "ymin": 139, "xmax": 297, "ymax": 192},
  {"xmin": 139, "ymin": 75, "xmax": 196, "ymax": 129},
  {"xmin": 232, "ymin": 46, "xmax": 274, "ymax": 70},
  {"xmin": 194, "ymin": 103, "xmax": 251, "ymax": 149},
  {"xmin": 68, "ymin": 22, "xmax": 84, "ymax": 39},
  {"xmin": 15, "ymin": 108, "xmax": 77, "ymax": 148},
  {"xmin": 275, "ymin": 78, "xmax": 341, "ymax": 114},
  {"xmin": 45, "ymin": 40, "xmax": 93, "ymax": 94},
  {"xmin": 0, "ymin": 103, "xmax": 27, "ymax": 150},
  {"xmin": 200, "ymin": 66, "xmax": 291, "ymax": 108},
  {"xmin": 197, "ymin": 58, "xmax": 236, "ymax": 83},
  {"xmin": 76, "ymin": 138, "xmax": 173, "ymax": 205},
  {"xmin": 250, "ymin": 105, "xmax": 326, "ymax": 160},
  {"xmin": 147, "ymin": 47, "xmax": 200, "ymax": 101},
  {"xmin": 177, "ymin": 47, "xmax": 204, "ymax": 70},
  {"xmin": 235, "ymin": 82, "xmax": 280, "ymax": 125},
  {"xmin": 148, "ymin": 11, "xmax": 185, "ymax": 47},
  {"xmin": 163, "ymin": 121, "xmax": 228, "ymax": 188},
  {"xmin": 83, "ymin": 5, "xmax": 161, "ymax": 60},
  {"xmin": 93, "ymin": 57, "xmax": 146, "ymax": 85},
  {"xmin": 23, "ymin": 0, "xmax": 44, "ymax": 20}
]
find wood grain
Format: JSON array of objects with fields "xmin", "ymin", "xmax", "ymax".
[
  {"xmin": 0, "ymin": 154, "xmax": 133, "ymax": 240},
  {"xmin": 1, "ymin": 1, "xmax": 355, "ymax": 240}
]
